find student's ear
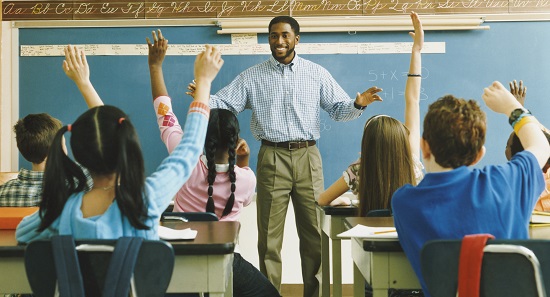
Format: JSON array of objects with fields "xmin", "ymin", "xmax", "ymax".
[
  {"xmin": 295, "ymin": 34, "xmax": 300, "ymax": 45},
  {"xmin": 470, "ymin": 145, "xmax": 486, "ymax": 166},
  {"xmin": 420, "ymin": 138, "xmax": 431, "ymax": 160}
]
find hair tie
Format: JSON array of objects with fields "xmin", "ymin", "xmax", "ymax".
[
  {"xmin": 67, "ymin": 124, "xmax": 72, "ymax": 132},
  {"xmin": 118, "ymin": 117, "xmax": 125, "ymax": 124}
]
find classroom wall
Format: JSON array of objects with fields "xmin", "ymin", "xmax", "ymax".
[{"xmin": 3, "ymin": 17, "xmax": 550, "ymax": 285}]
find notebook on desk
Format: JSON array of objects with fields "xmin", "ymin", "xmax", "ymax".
[
  {"xmin": 337, "ymin": 224, "xmax": 397, "ymax": 239},
  {"xmin": 158, "ymin": 225, "xmax": 197, "ymax": 240},
  {"xmin": 530, "ymin": 211, "xmax": 550, "ymax": 224}
]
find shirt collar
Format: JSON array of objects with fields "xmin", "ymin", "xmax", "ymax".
[
  {"xmin": 200, "ymin": 155, "xmax": 229, "ymax": 173},
  {"xmin": 18, "ymin": 168, "xmax": 44, "ymax": 183},
  {"xmin": 269, "ymin": 54, "xmax": 300, "ymax": 70}
]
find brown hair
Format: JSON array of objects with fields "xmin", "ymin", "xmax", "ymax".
[
  {"xmin": 358, "ymin": 115, "xmax": 416, "ymax": 216},
  {"xmin": 13, "ymin": 113, "xmax": 62, "ymax": 164},
  {"xmin": 423, "ymin": 95, "xmax": 486, "ymax": 169}
]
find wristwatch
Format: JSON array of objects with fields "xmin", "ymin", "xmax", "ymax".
[{"xmin": 509, "ymin": 108, "xmax": 531, "ymax": 125}]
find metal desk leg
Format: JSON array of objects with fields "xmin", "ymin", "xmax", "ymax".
[
  {"xmin": 321, "ymin": 229, "xmax": 330, "ymax": 297},
  {"xmin": 353, "ymin": 262, "xmax": 364, "ymax": 297},
  {"xmin": 332, "ymin": 237, "xmax": 342, "ymax": 297}
]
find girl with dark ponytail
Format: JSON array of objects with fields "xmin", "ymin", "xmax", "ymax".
[
  {"xmin": 16, "ymin": 37, "xmax": 224, "ymax": 243},
  {"xmin": 149, "ymin": 31, "xmax": 280, "ymax": 297}
]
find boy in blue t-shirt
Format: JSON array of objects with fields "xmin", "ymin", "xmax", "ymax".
[{"xmin": 392, "ymin": 81, "xmax": 550, "ymax": 297}]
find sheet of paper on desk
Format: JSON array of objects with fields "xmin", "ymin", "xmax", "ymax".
[
  {"xmin": 158, "ymin": 225, "xmax": 198, "ymax": 240},
  {"xmin": 337, "ymin": 224, "xmax": 397, "ymax": 239}
]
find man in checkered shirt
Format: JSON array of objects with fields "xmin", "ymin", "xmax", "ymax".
[
  {"xmin": 0, "ymin": 113, "xmax": 62, "ymax": 207},
  {"xmin": 189, "ymin": 16, "xmax": 383, "ymax": 297}
]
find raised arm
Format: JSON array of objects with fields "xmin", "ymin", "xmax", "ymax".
[
  {"xmin": 483, "ymin": 81, "xmax": 550, "ymax": 168},
  {"xmin": 147, "ymin": 29, "xmax": 169, "ymax": 98},
  {"xmin": 404, "ymin": 11, "xmax": 423, "ymax": 160},
  {"xmin": 193, "ymin": 45, "xmax": 223, "ymax": 105},
  {"xmin": 63, "ymin": 45, "xmax": 103, "ymax": 108}
]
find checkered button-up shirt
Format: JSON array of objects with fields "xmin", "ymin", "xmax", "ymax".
[
  {"xmin": 0, "ymin": 168, "xmax": 43, "ymax": 207},
  {"xmin": 210, "ymin": 54, "xmax": 364, "ymax": 142},
  {"xmin": 0, "ymin": 167, "xmax": 93, "ymax": 207}
]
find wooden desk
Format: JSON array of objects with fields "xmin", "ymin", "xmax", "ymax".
[
  {"xmin": 316, "ymin": 203, "xmax": 358, "ymax": 297},
  {"xmin": 0, "ymin": 221, "xmax": 239, "ymax": 297},
  {"xmin": 344, "ymin": 217, "xmax": 420, "ymax": 297},
  {"xmin": 344, "ymin": 218, "xmax": 550, "ymax": 297}
]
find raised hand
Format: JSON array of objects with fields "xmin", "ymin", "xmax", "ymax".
[
  {"xmin": 194, "ymin": 45, "xmax": 224, "ymax": 85},
  {"xmin": 193, "ymin": 45, "xmax": 224, "ymax": 104},
  {"xmin": 509, "ymin": 80, "xmax": 527, "ymax": 106},
  {"xmin": 355, "ymin": 86, "xmax": 383, "ymax": 107},
  {"xmin": 63, "ymin": 45, "xmax": 90, "ymax": 86},
  {"xmin": 146, "ymin": 29, "xmax": 168, "ymax": 68},
  {"xmin": 62, "ymin": 45, "xmax": 103, "ymax": 107},
  {"xmin": 482, "ymin": 81, "xmax": 523, "ymax": 115},
  {"xmin": 409, "ymin": 11, "xmax": 424, "ymax": 53}
]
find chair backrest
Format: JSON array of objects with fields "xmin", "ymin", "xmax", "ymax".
[
  {"xmin": 161, "ymin": 211, "xmax": 219, "ymax": 222},
  {"xmin": 25, "ymin": 237, "xmax": 174, "ymax": 297},
  {"xmin": 421, "ymin": 239, "xmax": 550, "ymax": 297},
  {"xmin": 366, "ymin": 209, "xmax": 392, "ymax": 217},
  {"xmin": 0, "ymin": 172, "xmax": 18, "ymax": 185}
]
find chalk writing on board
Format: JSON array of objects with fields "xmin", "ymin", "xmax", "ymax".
[
  {"xmin": 320, "ymin": 119, "xmax": 332, "ymax": 133},
  {"xmin": 365, "ymin": 67, "xmax": 430, "ymax": 101},
  {"xmin": 3, "ymin": 0, "xmax": 550, "ymax": 20}
]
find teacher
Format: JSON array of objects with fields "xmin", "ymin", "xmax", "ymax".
[{"xmin": 189, "ymin": 15, "xmax": 382, "ymax": 297}]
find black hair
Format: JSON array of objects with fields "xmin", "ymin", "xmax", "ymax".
[
  {"xmin": 38, "ymin": 105, "xmax": 148, "ymax": 231},
  {"xmin": 269, "ymin": 16, "xmax": 300, "ymax": 35},
  {"xmin": 509, "ymin": 129, "xmax": 550, "ymax": 165},
  {"xmin": 204, "ymin": 109, "xmax": 240, "ymax": 218}
]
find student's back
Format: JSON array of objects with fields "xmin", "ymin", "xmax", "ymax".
[
  {"xmin": 392, "ymin": 87, "xmax": 550, "ymax": 297},
  {"xmin": 15, "ymin": 42, "xmax": 223, "ymax": 243},
  {"xmin": 0, "ymin": 114, "xmax": 63, "ymax": 207}
]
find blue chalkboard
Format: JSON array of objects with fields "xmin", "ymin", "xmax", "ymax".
[{"xmin": 18, "ymin": 22, "xmax": 550, "ymax": 188}]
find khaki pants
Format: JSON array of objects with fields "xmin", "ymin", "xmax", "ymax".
[{"xmin": 256, "ymin": 144, "xmax": 323, "ymax": 297}]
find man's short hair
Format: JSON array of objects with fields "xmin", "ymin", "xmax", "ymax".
[
  {"xmin": 13, "ymin": 113, "xmax": 62, "ymax": 164},
  {"xmin": 423, "ymin": 95, "xmax": 486, "ymax": 168},
  {"xmin": 269, "ymin": 16, "xmax": 300, "ymax": 35}
]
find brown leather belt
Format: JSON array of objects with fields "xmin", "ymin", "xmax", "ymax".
[{"xmin": 262, "ymin": 140, "xmax": 316, "ymax": 150}]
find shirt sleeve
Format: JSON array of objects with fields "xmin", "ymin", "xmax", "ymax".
[
  {"xmin": 343, "ymin": 158, "xmax": 360, "ymax": 195},
  {"xmin": 154, "ymin": 96, "xmax": 183, "ymax": 154},
  {"xmin": 210, "ymin": 73, "xmax": 248, "ymax": 114},
  {"xmin": 144, "ymin": 101, "xmax": 210, "ymax": 221},
  {"xmin": 15, "ymin": 210, "xmax": 58, "ymax": 243},
  {"xmin": 318, "ymin": 67, "xmax": 363, "ymax": 122}
]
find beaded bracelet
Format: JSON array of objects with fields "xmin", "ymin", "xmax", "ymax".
[{"xmin": 407, "ymin": 74, "xmax": 422, "ymax": 77}]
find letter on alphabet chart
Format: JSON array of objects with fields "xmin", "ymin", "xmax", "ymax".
[
  {"xmin": 32, "ymin": 3, "xmax": 50, "ymax": 14},
  {"xmin": 4, "ymin": 3, "xmax": 29, "ymax": 15},
  {"xmin": 101, "ymin": 3, "xmax": 119, "ymax": 14},
  {"xmin": 55, "ymin": 3, "xmax": 73, "ymax": 14},
  {"xmin": 74, "ymin": 3, "xmax": 97, "ymax": 14}
]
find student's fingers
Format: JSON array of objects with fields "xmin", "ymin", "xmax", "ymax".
[
  {"xmin": 62, "ymin": 60, "xmax": 70, "ymax": 74},
  {"xmin": 80, "ymin": 49, "xmax": 88, "ymax": 68},
  {"xmin": 158, "ymin": 29, "xmax": 164, "ymax": 41},
  {"xmin": 146, "ymin": 36, "xmax": 152, "ymax": 48}
]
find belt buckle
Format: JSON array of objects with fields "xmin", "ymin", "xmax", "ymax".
[{"xmin": 288, "ymin": 141, "xmax": 299, "ymax": 150}]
